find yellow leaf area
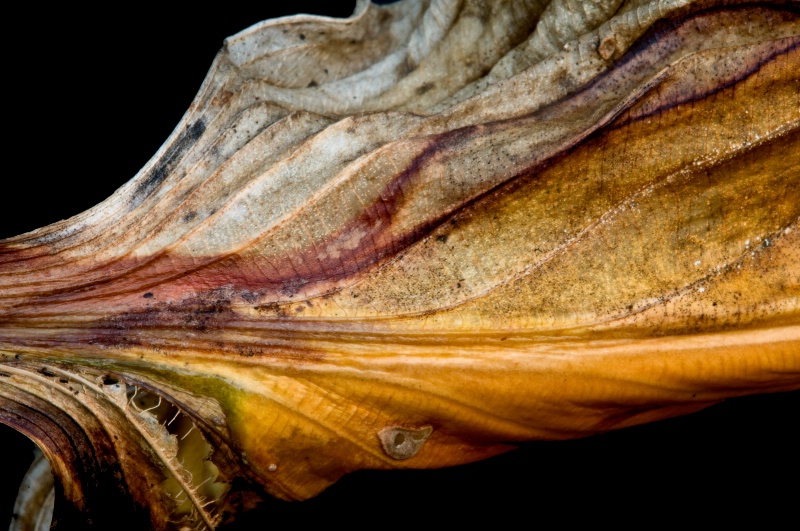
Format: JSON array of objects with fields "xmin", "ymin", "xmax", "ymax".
[{"xmin": 120, "ymin": 42, "xmax": 798, "ymax": 500}]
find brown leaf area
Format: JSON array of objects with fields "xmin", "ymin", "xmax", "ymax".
[{"xmin": 1, "ymin": 1, "xmax": 798, "ymax": 528}]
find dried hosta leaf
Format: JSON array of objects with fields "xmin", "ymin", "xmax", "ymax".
[
  {"xmin": 10, "ymin": 448, "xmax": 53, "ymax": 531},
  {"xmin": 1, "ymin": 1, "xmax": 798, "ymax": 528}
]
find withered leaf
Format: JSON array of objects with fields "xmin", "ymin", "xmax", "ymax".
[{"xmin": 1, "ymin": 1, "xmax": 798, "ymax": 528}]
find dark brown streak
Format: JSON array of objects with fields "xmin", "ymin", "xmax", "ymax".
[{"xmin": 610, "ymin": 38, "xmax": 799, "ymax": 131}]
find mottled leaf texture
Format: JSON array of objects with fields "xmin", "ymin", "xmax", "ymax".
[{"xmin": 1, "ymin": 1, "xmax": 798, "ymax": 529}]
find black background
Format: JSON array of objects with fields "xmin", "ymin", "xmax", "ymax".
[{"xmin": 2, "ymin": 1, "xmax": 798, "ymax": 528}]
